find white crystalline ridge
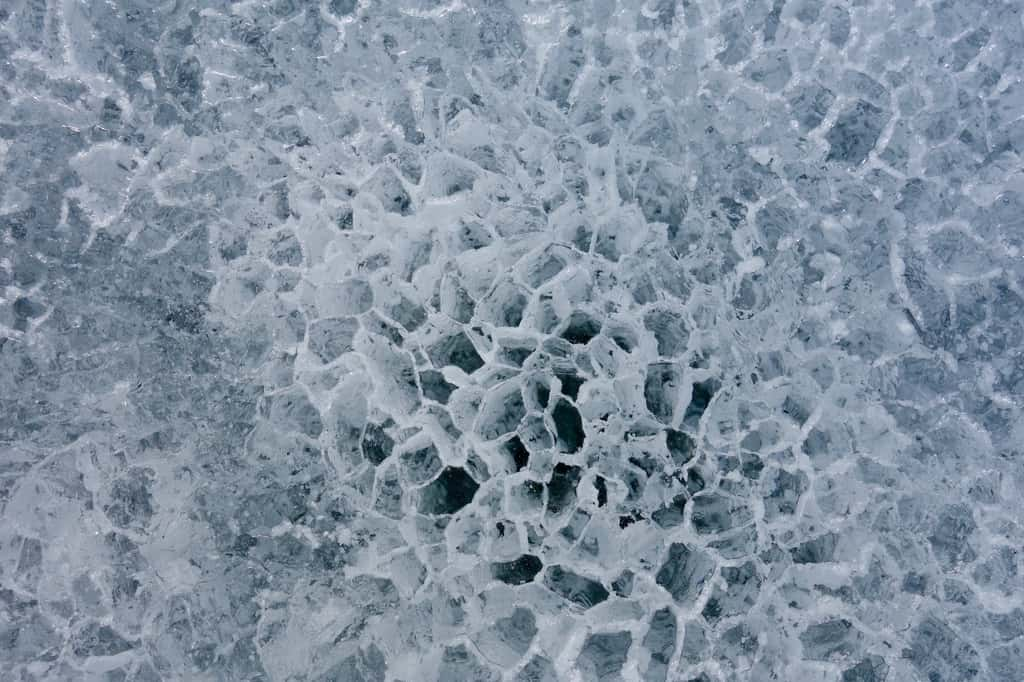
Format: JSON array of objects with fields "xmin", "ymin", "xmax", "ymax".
[{"xmin": 0, "ymin": 0, "xmax": 1023, "ymax": 681}]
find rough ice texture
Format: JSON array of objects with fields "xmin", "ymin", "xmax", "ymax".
[{"xmin": 1, "ymin": 0, "xmax": 1022, "ymax": 680}]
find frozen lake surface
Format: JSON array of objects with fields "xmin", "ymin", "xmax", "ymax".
[{"xmin": 2, "ymin": 0, "xmax": 1023, "ymax": 680}]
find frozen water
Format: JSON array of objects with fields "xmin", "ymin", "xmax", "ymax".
[
  {"xmin": 576, "ymin": 631, "xmax": 633, "ymax": 682},
  {"xmin": 542, "ymin": 565, "xmax": 610, "ymax": 610},
  {"xmin": 3, "ymin": 0, "xmax": 1023, "ymax": 679},
  {"xmin": 656, "ymin": 543, "xmax": 716, "ymax": 606}
]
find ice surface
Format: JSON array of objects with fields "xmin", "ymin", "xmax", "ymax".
[{"xmin": 2, "ymin": 0, "xmax": 1023, "ymax": 679}]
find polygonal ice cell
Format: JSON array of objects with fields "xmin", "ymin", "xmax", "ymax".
[
  {"xmin": 546, "ymin": 462, "xmax": 582, "ymax": 514},
  {"xmin": 763, "ymin": 468, "xmax": 808, "ymax": 520},
  {"xmin": 542, "ymin": 337, "xmax": 574, "ymax": 359},
  {"xmin": 630, "ymin": 109, "xmax": 684, "ymax": 157},
  {"xmin": 261, "ymin": 181, "xmax": 291, "ymax": 221},
  {"xmin": 515, "ymin": 656, "xmax": 558, "ymax": 682},
  {"xmin": 169, "ymin": 54, "xmax": 203, "ymax": 111},
  {"xmin": 12, "ymin": 537, "xmax": 41, "ymax": 595},
  {"xmin": 655, "ymin": 543, "xmax": 715, "ymax": 605},
  {"xmin": 792, "ymin": 0, "xmax": 823, "ymax": 23},
  {"xmin": 551, "ymin": 399, "xmax": 585, "ymax": 453},
  {"xmin": 526, "ymin": 377, "xmax": 552, "ymax": 411},
  {"xmin": 990, "ymin": 82, "xmax": 1024, "ymax": 132},
  {"xmin": 400, "ymin": 443, "xmax": 443, "ymax": 485},
  {"xmin": 560, "ymin": 310, "xmax": 602, "ymax": 346},
  {"xmin": 756, "ymin": 198, "xmax": 798, "ymax": 250},
  {"xmin": 838, "ymin": 70, "xmax": 888, "ymax": 106},
  {"xmin": 538, "ymin": 28, "xmax": 584, "ymax": 110},
  {"xmin": 418, "ymin": 467, "xmax": 479, "ymax": 516},
  {"xmin": 478, "ymin": 279, "xmax": 529, "ymax": 328},
  {"xmin": 988, "ymin": 642, "xmax": 1024, "ymax": 681},
  {"xmin": 4, "ymin": 598, "xmax": 57, "ymax": 659},
  {"xmin": 504, "ymin": 436, "xmax": 531, "ymax": 472},
  {"xmin": 972, "ymin": 545, "xmax": 1019, "ymax": 595},
  {"xmin": 691, "ymin": 493, "xmax": 752, "ymax": 535},
  {"xmin": 636, "ymin": 0, "xmax": 677, "ymax": 30},
  {"xmin": 555, "ymin": 371, "xmax": 585, "ymax": 400},
  {"xmin": 419, "ymin": 369, "xmax": 456, "ymax": 404},
  {"xmin": 67, "ymin": 142, "xmax": 137, "ymax": 226},
  {"xmin": 71, "ymin": 621, "xmax": 136, "ymax": 658},
  {"xmin": 360, "ymin": 422, "xmax": 394, "ymax": 465},
  {"xmin": 681, "ymin": 619, "xmax": 709, "ymax": 665},
  {"xmin": 591, "ymin": 223, "xmax": 625, "ymax": 262},
  {"xmin": 594, "ymin": 475, "xmax": 608, "ymax": 507},
  {"xmin": 361, "ymin": 166, "xmax": 412, "ymax": 215},
  {"xmin": 374, "ymin": 467, "xmax": 403, "ymax": 519},
  {"xmin": 927, "ymin": 229, "xmax": 993, "ymax": 278},
  {"xmin": 739, "ymin": 452, "xmax": 763, "ymax": 480},
  {"xmin": 642, "ymin": 608, "xmax": 676, "ymax": 682},
  {"xmin": 320, "ymin": 645, "xmax": 387, "ymax": 682},
  {"xmin": 490, "ymin": 554, "xmax": 544, "ymax": 585},
  {"xmin": 423, "ymin": 154, "xmax": 479, "ymax": 197},
  {"xmin": 450, "ymin": 219, "xmax": 493, "ymax": 252},
  {"xmin": 334, "ymin": 203, "xmax": 354, "ymax": 231},
  {"xmin": 328, "ymin": 0, "xmax": 356, "ymax": 16},
  {"xmin": 269, "ymin": 388, "xmax": 324, "ymax": 437},
  {"xmin": 465, "ymin": 450, "xmax": 490, "ymax": 482},
  {"xmin": 702, "ymin": 561, "xmax": 761, "ymax": 623},
  {"xmin": 822, "ymin": 4, "xmax": 850, "ymax": 45},
  {"xmin": 644, "ymin": 309, "xmax": 689, "ymax": 358},
  {"xmin": 683, "ymin": 378, "xmax": 719, "ymax": 428},
  {"xmin": 644, "ymin": 362, "xmax": 682, "ymax": 424},
  {"xmin": 477, "ymin": 383, "xmax": 527, "ymax": 440},
  {"xmin": 319, "ymin": 279, "xmax": 375, "ymax": 317},
  {"xmin": 12, "ymin": 297, "xmax": 47, "ymax": 329},
  {"xmin": 717, "ymin": 196, "xmax": 747, "ymax": 228},
  {"xmin": 744, "ymin": 50, "xmax": 792, "ymax": 92},
  {"xmin": 611, "ymin": 569, "xmax": 634, "ymax": 597},
  {"xmin": 103, "ymin": 468, "xmax": 155, "ymax": 530},
  {"xmin": 904, "ymin": 616, "xmax": 981, "ymax": 681},
  {"xmin": 635, "ymin": 161, "xmax": 688, "ymax": 229},
  {"xmin": 606, "ymin": 325, "xmax": 638, "ymax": 352},
  {"xmin": 928, "ymin": 503, "xmax": 977, "ymax": 569},
  {"xmin": 798, "ymin": 614, "xmax": 864, "ymax": 659},
  {"xmin": 474, "ymin": 607, "xmax": 537, "ymax": 668},
  {"xmin": 718, "ymin": 623, "xmax": 760, "ymax": 662},
  {"xmin": 387, "ymin": 96, "xmax": 424, "ymax": 146},
  {"xmin": 651, "ymin": 494, "xmax": 688, "ymax": 529},
  {"xmin": 786, "ymin": 82, "xmax": 835, "ymax": 131},
  {"xmin": 496, "ymin": 338, "xmax": 536, "ymax": 367},
  {"xmin": 534, "ymin": 296, "xmax": 563, "ymax": 334},
  {"xmin": 367, "ymin": 343, "xmax": 422, "ymax": 416},
  {"xmin": 708, "ymin": 525, "xmax": 759, "ymax": 560},
  {"xmin": 509, "ymin": 480, "xmax": 544, "ymax": 516},
  {"xmin": 790, "ymin": 532, "xmax": 839, "ymax": 564},
  {"xmin": 521, "ymin": 244, "xmax": 572, "ymax": 288},
  {"xmin": 826, "ymin": 100, "xmax": 889, "ymax": 165},
  {"xmin": 439, "ymin": 644, "xmax": 499, "ymax": 682},
  {"xmin": 308, "ymin": 317, "xmax": 359, "ymax": 363},
  {"xmin": 717, "ymin": 9, "xmax": 753, "ymax": 65},
  {"xmin": 841, "ymin": 656, "xmax": 889, "ymax": 682},
  {"xmin": 902, "ymin": 572, "xmax": 928, "ymax": 595},
  {"xmin": 71, "ymin": 573, "xmax": 104, "ymax": 615},
  {"xmin": 439, "ymin": 274, "xmax": 477, "ymax": 323},
  {"xmin": 559, "ymin": 508, "xmax": 591, "ymax": 543},
  {"xmin": 576, "ymin": 631, "xmax": 632, "ymax": 681},
  {"xmin": 390, "ymin": 549, "xmax": 427, "ymax": 596},
  {"xmin": 988, "ymin": 609, "xmax": 1024, "ymax": 640},
  {"xmin": 428, "ymin": 332, "xmax": 485, "ymax": 374},
  {"xmin": 268, "ymin": 232, "xmax": 303, "ymax": 266}
]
